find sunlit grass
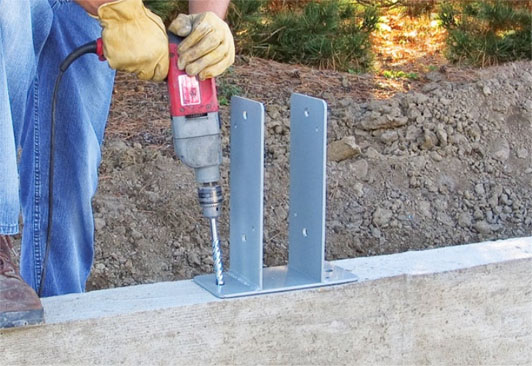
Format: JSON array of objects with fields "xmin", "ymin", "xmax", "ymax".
[{"xmin": 372, "ymin": 8, "xmax": 448, "ymax": 75}]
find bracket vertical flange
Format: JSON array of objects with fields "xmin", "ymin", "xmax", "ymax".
[{"xmin": 194, "ymin": 94, "xmax": 357, "ymax": 298}]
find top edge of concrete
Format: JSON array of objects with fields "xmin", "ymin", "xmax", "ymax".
[{"xmin": 42, "ymin": 236, "xmax": 532, "ymax": 325}]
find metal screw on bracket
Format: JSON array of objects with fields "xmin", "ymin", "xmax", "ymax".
[{"xmin": 194, "ymin": 93, "xmax": 358, "ymax": 298}]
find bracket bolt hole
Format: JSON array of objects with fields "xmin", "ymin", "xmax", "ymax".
[
  {"xmin": 304, "ymin": 109, "xmax": 309, "ymax": 117},
  {"xmin": 242, "ymin": 234, "xmax": 247, "ymax": 242},
  {"xmin": 302, "ymin": 228, "xmax": 308, "ymax": 237},
  {"xmin": 243, "ymin": 111, "xmax": 248, "ymax": 120}
]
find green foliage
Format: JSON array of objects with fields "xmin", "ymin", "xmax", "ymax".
[
  {"xmin": 382, "ymin": 70, "xmax": 419, "ymax": 79},
  {"xmin": 233, "ymin": 1, "xmax": 379, "ymax": 72},
  {"xmin": 217, "ymin": 69, "xmax": 243, "ymax": 106},
  {"xmin": 439, "ymin": 1, "xmax": 532, "ymax": 66},
  {"xmin": 144, "ymin": 0, "xmax": 187, "ymax": 22},
  {"xmin": 227, "ymin": 0, "xmax": 267, "ymax": 31},
  {"xmin": 143, "ymin": 0, "xmax": 175, "ymax": 19}
]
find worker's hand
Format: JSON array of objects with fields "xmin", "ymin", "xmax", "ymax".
[
  {"xmin": 97, "ymin": 0, "xmax": 168, "ymax": 81},
  {"xmin": 168, "ymin": 12, "xmax": 235, "ymax": 80}
]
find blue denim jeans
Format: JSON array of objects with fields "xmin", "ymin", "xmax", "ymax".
[{"xmin": 0, "ymin": 0, "xmax": 115, "ymax": 296}]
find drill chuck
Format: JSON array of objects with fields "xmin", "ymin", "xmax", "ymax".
[
  {"xmin": 198, "ymin": 184, "xmax": 223, "ymax": 219},
  {"xmin": 199, "ymin": 184, "xmax": 225, "ymax": 286}
]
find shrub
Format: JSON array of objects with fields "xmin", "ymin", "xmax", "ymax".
[
  {"xmin": 439, "ymin": 1, "xmax": 532, "ymax": 66},
  {"xmin": 356, "ymin": 0, "xmax": 436, "ymax": 15},
  {"xmin": 240, "ymin": 1, "xmax": 380, "ymax": 72},
  {"xmin": 144, "ymin": 0, "xmax": 187, "ymax": 23},
  {"xmin": 227, "ymin": 0, "xmax": 267, "ymax": 34},
  {"xmin": 143, "ymin": 0, "xmax": 380, "ymax": 72}
]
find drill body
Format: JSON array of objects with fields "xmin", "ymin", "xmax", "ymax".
[{"xmin": 171, "ymin": 112, "xmax": 221, "ymax": 185}]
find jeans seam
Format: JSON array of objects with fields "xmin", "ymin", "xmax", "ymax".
[
  {"xmin": 50, "ymin": 0, "xmax": 72, "ymax": 10},
  {"xmin": 32, "ymin": 77, "xmax": 42, "ymax": 287}
]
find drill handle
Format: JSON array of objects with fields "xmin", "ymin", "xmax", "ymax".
[
  {"xmin": 94, "ymin": 34, "xmax": 176, "ymax": 62},
  {"xmin": 168, "ymin": 32, "xmax": 184, "ymax": 46},
  {"xmin": 167, "ymin": 33, "xmax": 219, "ymax": 117},
  {"xmin": 96, "ymin": 38, "xmax": 105, "ymax": 61},
  {"xmin": 95, "ymin": 34, "xmax": 219, "ymax": 117}
]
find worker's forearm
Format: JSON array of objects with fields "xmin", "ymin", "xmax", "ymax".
[
  {"xmin": 74, "ymin": 0, "xmax": 113, "ymax": 15},
  {"xmin": 189, "ymin": 0, "xmax": 230, "ymax": 19}
]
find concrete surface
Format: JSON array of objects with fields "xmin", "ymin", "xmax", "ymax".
[{"xmin": 1, "ymin": 237, "xmax": 531, "ymax": 364}]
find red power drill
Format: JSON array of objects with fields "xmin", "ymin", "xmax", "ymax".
[
  {"xmin": 96, "ymin": 35, "xmax": 225, "ymax": 285},
  {"xmin": 166, "ymin": 33, "xmax": 225, "ymax": 286}
]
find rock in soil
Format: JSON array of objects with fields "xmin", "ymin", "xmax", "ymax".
[{"xmin": 328, "ymin": 136, "xmax": 361, "ymax": 162}]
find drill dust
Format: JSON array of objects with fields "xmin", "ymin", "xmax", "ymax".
[{"xmin": 84, "ymin": 60, "xmax": 532, "ymax": 290}]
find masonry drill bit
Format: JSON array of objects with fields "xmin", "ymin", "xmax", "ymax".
[{"xmin": 209, "ymin": 218, "xmax": 225, "ymax": 286}]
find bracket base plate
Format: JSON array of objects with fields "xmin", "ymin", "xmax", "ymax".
[{"xmin": 194, "ymin": 262, "xmax": 357, "ymax": 298}]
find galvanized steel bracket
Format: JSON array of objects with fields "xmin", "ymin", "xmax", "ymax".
[{"xmin": 194, "ymin": 94, "xmax": 357, "ymax": 298}]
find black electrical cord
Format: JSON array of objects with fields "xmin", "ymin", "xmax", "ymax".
[{"xmin": 38, "ymin": 41, "xmax": 99, "ymax": 297}]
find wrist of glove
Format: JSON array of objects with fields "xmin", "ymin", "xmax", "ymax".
[
  {"xmin": 168, "ymin": 12, "xmax": 235, "ymax": 80},
  {"xmin": 97, "ymin": 0, "xmax": 168, "ymax": 81}
]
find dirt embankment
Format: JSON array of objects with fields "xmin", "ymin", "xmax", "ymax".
[{"xmin": 88, "ymin": 60, "xmax": 532, "ymax": 291}]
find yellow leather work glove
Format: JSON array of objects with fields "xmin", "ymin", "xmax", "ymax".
[
  {"xmin": 168, "ymin": 12, "xmax": 235, "ymax": 80},
  {"xmin": 97, "ymin": 0, "xmax": 169, "ymax": 81}
]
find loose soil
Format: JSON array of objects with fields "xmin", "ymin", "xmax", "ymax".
[{"xmin": 87, "ymin": 59, "xmax": 532, "ymax": 290}]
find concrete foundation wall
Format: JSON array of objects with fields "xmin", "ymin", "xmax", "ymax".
[{"xmin": 2, "ymin": 237, "xmax": 531, "ymax": 365}]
